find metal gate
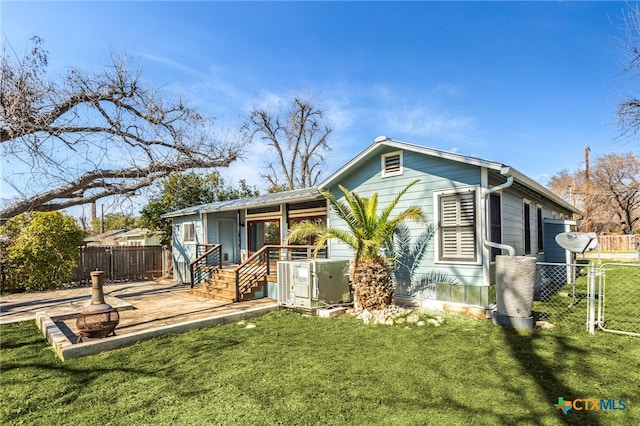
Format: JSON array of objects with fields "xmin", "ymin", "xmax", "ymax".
[
  {"xmin": 596, "ymin": 263, "xmax": 640, "ymax": 337},
  {"xmin": 534, "ymin": 262, "xmax": 639, "ymax": 336}
]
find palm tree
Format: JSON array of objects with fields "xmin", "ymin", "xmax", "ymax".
[
  {"xmin": 286, "ymin": 179, "xmax": 427, "ymax": 311},
  {"xmin": 386, "ymin": 223, "xmax": 459, "ymax": 298}
]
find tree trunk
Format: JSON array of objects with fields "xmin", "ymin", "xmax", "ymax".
[{"xmin": 352, "ymin": 258, "xmax": 394, "ymax": 311}]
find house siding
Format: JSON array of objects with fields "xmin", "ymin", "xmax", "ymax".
[
  {"xmin": 499, "ymin": 186, "xmax": 571, "ymax": 260},
  {"xmin": 501, "ymin": 191, "xmax": 526, "ymax": 255},
  {"xmin": 327, "ymin": 148, "xmax": 488, "ymax": 305},
  {"xmin": 172, "ymin": 214, "xmax": 203, "ymax": 283}
]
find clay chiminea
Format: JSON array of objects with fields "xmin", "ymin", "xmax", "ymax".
[{"xmin": 75, "ymin": 270, "xmax": 119, "ymax": 339}]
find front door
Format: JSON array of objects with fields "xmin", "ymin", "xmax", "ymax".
[
  {"xmin": 207, "ymin": 218, "xmax": 237, "ymax": 264},
  {"xmin": 218, "ymin": 219, "xmax": 236, "ymax": 264}
]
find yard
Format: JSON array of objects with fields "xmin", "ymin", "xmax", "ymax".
[{"xmin": 1, "ymin": 309, "xmax": 638, "ymax": 425}]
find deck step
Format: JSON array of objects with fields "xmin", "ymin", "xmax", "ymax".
[
  {"xmin": 193, "ymin": 272, "xmax": 267, "ymax": 303},
  {"xmin": 191, "ymin": 288, "xmax": 235, "ymax": 303},
  {"xmin": 192, "ymin": 259, "xmax": 272, "ymax": 303}
]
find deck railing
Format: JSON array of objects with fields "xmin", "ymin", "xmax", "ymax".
[
  {"xmin": 189, "ymin": 244, "xmax": 222, "ymax": 288},
  {"xmin": 233, "ymin": 245, "xmax": 327, "ymax": 301},
  {"xmin": 188, "ymin": 244, "xmax": 327, "ymax": 300}
]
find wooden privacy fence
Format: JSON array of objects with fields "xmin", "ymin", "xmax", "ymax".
[
  {"xmin": 597, "ymin": 234, "xmax": 638, "ymax": 252},
  {"xmin": 71, "ymin": 246, "xmax": 171, "ymax": 283}
]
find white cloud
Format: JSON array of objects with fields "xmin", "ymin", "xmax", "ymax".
[
  {"xmin": 137, "ymin": 51, "xmax": 204, "ymax": 78},
  {"xmin": 218, "ymin": 140, "xmax": 271, "ymax": 192},
  {"xmin": 378, "ymin": 104, "xmax": 474, "ymax": 140},
  {"xmin": 316, "ymin": 83, "xmax": 476, "ymax": 145}
]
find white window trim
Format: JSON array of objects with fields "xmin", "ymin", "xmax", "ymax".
[
  {"xmin": 433, "ymin": 186, "xmax": 482, "ymax": 265},
  {"xmin": 381, "ymin": 150, "xmax": 403, "ymax": 178}
]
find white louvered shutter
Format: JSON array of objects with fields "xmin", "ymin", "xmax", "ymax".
[{"xmin": 440, "ymin": 192, "xmax": 476, "ymax": 261}]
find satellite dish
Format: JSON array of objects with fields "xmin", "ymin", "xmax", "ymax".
[{"xmin": 555, "ymin": 232, "xmax": 598, "ymax": 254}]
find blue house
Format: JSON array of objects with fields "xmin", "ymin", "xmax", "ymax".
[{"xmin": 163, "ymin": 136, "xmax": 582, "ymax": 309}]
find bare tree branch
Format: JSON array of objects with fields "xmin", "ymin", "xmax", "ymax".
[
  {"xmin": 241, "ymin": 95, "xmax": 332, "ymax": 192},
  {"xmin": 547, "ymin": 153, "xmax": 640, "ymax": 234},
  {"xmin": 1, "ymin": 37, "xmax": 244, "ymax": 221},
  {"xmin": 617, "ymin": 3, "xmax": 640, "ymax": 138}
]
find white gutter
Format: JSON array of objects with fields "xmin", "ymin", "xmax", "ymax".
[{"xmin": 482, "ymin": 175, "xmax": 516, "ymax": 256}]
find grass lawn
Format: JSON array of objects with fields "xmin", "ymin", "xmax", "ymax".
[{"xmin": 1, "ymin": 310, "xmax": 638, "ymax": 426}]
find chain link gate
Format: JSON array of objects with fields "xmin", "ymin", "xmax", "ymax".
[
  {"xmin": 596, "ymin": 263, "xmax": 640, "ymax": 337},
  {"xmin": 534, "ymin": 262, "xmax": 640, "ymax": 336}
]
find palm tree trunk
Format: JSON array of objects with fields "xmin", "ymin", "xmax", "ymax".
[{"xmin": 352, "ymin": 258, "xmax": 394, "ymax": 311}]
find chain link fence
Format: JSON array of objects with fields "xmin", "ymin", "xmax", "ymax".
[
  {"xmin": 534, "ymin": 262, "xmax": 640, "ymax": 336},
  {"xmin": 534, "ymin": 262, "xmax": 590, "ymax": 332}
]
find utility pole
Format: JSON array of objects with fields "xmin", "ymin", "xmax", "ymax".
[
  {"xmin": 569, "ymin": 184, "xmax": 576, "ymax": 207},
  {"xmin": 91, "ymin": 201, "xmax": 97, "ymax": 233},
  {"xmin": 584, "ymin": 146, "xmax": 590, "ymax": 232}
]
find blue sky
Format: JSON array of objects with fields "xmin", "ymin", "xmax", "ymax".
[{"xmin": 1, "ymin": 1, "xmax": 638, "ymax": 216}]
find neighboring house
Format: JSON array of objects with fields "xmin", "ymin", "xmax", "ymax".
[
  {"xmin": 113, "ymin": 228, "xmax": 162, "ymax": 247},
  {"xmin": 164, "ymin": 136, "xmax": 582, "ymax": 309},
  {"xmin": 84, "ymin": 229, "xmax": 126, "ymax": 246}
]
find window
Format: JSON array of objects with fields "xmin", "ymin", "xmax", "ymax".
[
  {"xmin": 183, "ymin": 223, "xmax": 195, "ymax": 242},
  {"xmin": 537, "ymin": 206, "xmax": 544, "ymax": 253},
  {"xmin": 439, "ymin": 191, "xmax": 477, "ymax": 261},
  {"xmin": 489, "ymin": 193, "xmax": 502, "ymax": 261},
  {"xmin": 288, "ymin": 217, "xmax": 327, "ymax": 245},
  {"xmin": 248, "ymin": 220, "xmax": 280, "ymax": 253},
  {"xmin": 523, "ymin": 202, "xmax": 531, "ymax": 254},
  {"xmin": 381, "ymin": 151, "xmax": 403, "ymax": 177}
]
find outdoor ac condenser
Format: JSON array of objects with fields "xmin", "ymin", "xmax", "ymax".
[{"xmin": 277, "ymin": 259, "xmax": 351, "ymax": 308}]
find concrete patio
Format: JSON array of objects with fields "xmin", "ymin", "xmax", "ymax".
[{"xmin": 0, "ymin": 280, "xmax": 279, "ymax": 360}]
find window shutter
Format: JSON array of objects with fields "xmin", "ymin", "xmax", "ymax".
[{"xmin": 440, "ymin": 192, "xmax": 476, "ymax": 261}]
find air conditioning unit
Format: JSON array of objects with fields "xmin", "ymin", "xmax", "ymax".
[{"xmin": 277, "ymin": 259, "xmax": 351, "ymax": 309}]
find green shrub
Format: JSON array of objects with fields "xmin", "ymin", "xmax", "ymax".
[{"xmin": 0, "ymin": 212, "xmax": 85, "ymax": 292}]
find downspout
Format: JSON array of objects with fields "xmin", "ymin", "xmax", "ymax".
[{"xmin": 483, "ymin": 175, "xmax": 516, "ymax": 256}]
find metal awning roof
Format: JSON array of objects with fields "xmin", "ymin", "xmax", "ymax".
[{"xmin": 161, "ymin": 187, "xmax": 322, "ymax": 219}]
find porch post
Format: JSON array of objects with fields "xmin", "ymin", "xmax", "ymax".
[{"xmin": 281, "ymin": 203, "xmax": 289, "ymax": 244}]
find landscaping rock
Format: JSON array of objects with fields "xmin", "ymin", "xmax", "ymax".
[
  {"xmin": 406, "ymin": 314, "xmax": 419, "ymax": 323},
  {"xmin": 350, "ymin": 305, "xmax": 416, "ymax": 325}
]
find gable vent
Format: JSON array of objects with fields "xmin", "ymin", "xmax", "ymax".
[{"xmin": 382, "ymin": 151, "xmax": 403, "ymax": 177}]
